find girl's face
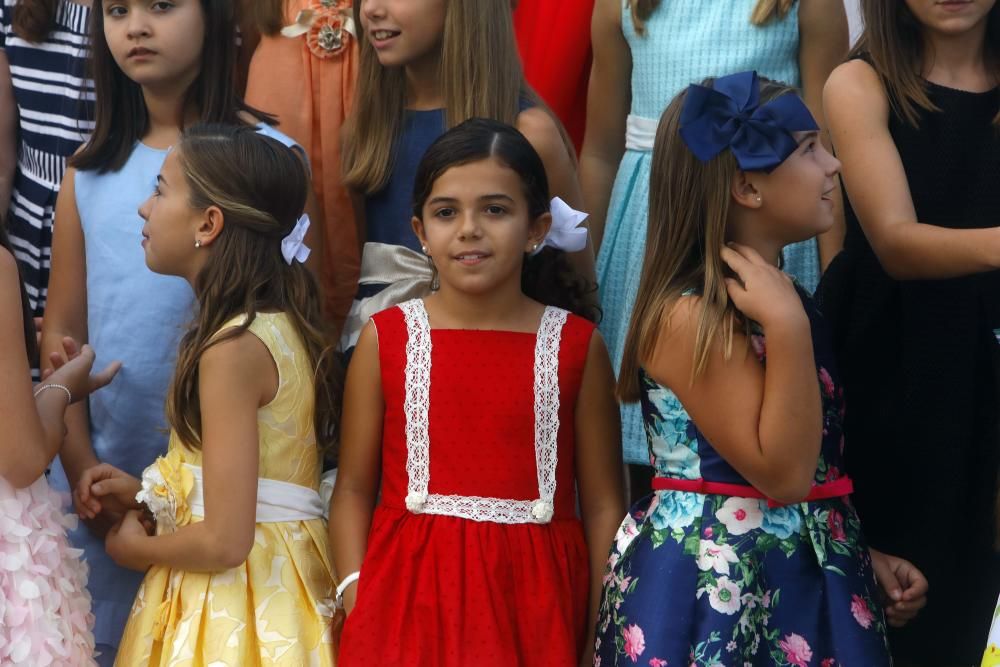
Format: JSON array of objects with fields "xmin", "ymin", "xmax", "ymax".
[
  {"xmin": 103, "ymin": 0, "xmax": 206, "ymax": 91},
  {"xmin": 138, "ymin": 150, "xmax": 205, "ymax": 279},
  {"xmin": 904, "ymin": 0, "xmax": 996, "ymax": 34},
  {"xmin": 412, "ymin": 158, "xmax": 550, "ymax": 297},
  {"xmin": 749, "ymin": 132, "xmax": 842, "ymax": 245},
  {"xmin": 359, "ymin": 0, "xmax": 446, "ymax": 68}
]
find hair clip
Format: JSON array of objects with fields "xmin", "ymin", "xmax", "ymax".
[
  {"xmin": 281, "ymin": 214, "xmax": 312, "ymax": 265},
  {"xmin": 531, "ymin": 197, "xmax": 588, "ymax": 256}
]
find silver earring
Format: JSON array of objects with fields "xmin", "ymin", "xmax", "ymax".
[
  {"xmin": 532, "ymin": 243, "xmax": 539, "ymax": 252},
  {"xmin": 421, "ymin": 245, "xmax": 428, "ymax": 254},
  {"xmin": 194, "ymin": 240, "xmax": 202, "ymax": 248},
  {"xmin": 755, "ymin": 195, "xmax": 762, "ymax": 204}
]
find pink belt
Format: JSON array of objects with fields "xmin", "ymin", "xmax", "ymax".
[{"xmin": 651, "ymin": 476, "xmax": 854, "ymax": 508}]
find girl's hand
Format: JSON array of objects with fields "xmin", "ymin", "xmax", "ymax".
[
  {"xmin": 41, "ymin": 338, "xmax": 121, "ymax": 403},
  {"xmin": 105, "ymin": 510, "xmax": 153, "ymax": 572},
  {"xmin": 721, "ymin": 243, "xmax": 807, "ymax": 329},
  {"xmin": 870, "ymin": 548, "xmax": 928, "ymax": 627},
  {"xmin": 74, "ymin": 462, "xmax": 142, "ymax": 521}
]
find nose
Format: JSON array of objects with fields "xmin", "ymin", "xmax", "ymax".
[
  {"xmin": 456, "ymin": 210, "xmax": 483, "ymax": 240},
  {"xmin": 821, "ymin": 143, "xmax": 841, "ymax": 177},
  {"xmin": 126, "ymin": 9, "xmax": 152, "ymax": 40},
  {"xmin": 138, "ymin": 196, "xmax": 152, "ymax": 221},
  {"xmin": 361, "ymin": 0, "xmax": 386, "ymax": 22}
]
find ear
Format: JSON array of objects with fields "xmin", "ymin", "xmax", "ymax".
[
  {"xmin": 525, "ymin": 211, "xmax": 552, "ymax": 253},
  {"xmin": 410, "ymin": 216, "xmax": 429, "ymax": 253},
  {"xmin": 195, "ymin": 205, "xmax": 225, "ymax": 247},
  {"xmin": 730, "ymin": 170, "xmax": 763, "ymax": 210}
]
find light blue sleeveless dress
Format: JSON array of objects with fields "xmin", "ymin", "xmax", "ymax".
[
  {"xmin": 46, "ymin": 123, "xmax": 301, "ymax": 662},
  {"xmin": 598, "ymin": 0, "xmax": 811, "ymax": 464}
]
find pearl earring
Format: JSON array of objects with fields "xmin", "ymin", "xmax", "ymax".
[
  {"xmin": 194, "ymin": 240, "xmax": 202, "ymax": 248},
  {"xmin": 532, "ymin": 243, "xmax": 539, "ymax": 252},
  {"xmin": 755, "ymin": 195, "xmax": 762, "ymax": 204},
  {"xmin": 421, "ymin": 245, "xmax": 429, "ymax": 254}
]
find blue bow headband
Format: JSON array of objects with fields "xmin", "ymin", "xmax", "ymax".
[{"xmin": 679, "ymin": 71, "xmax": 817, "ymax": 173}]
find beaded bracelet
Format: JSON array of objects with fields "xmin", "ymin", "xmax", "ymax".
[{"xmin": 33, "ymin": 383, "xmax": 73, "ymax": 403}]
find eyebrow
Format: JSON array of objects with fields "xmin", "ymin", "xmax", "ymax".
[
  {"xmin": 427, "ymin": 193, "xmax": 516, "ymax": 205},
  {"xmin": 797, "ymin": 131, "xmax": 820, "ymax": 143}
]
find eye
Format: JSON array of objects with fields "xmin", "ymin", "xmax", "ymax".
[
  {"xmin": 485, "ymin": 204, "xmax": 507, "ymax": 216},
  {"xmin": 106, "ymin": 4, "xmax": 127, "ymax": 17},
  {"xmin": 433, "ymin": 207, "xmax": 456, "ymax": 219},
  {"xmin": 804, "ymin": 140, "xmax": 817, "ymax": 153},
  {"xmin": 151, "ymin": 1, "xmax": 175, "ymax": 11}
]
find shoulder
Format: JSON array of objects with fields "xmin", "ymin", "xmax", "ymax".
[
  {"xmin": 516, "ymin": 108, "xmax": 568, "ymax": 162},
  {"xmin": 825, "ymin": 59, "xmax": 888, "ymax": 106},
  {"xmin": 201, "ymin": 324, "xmax": 273, "ymax": 379}
]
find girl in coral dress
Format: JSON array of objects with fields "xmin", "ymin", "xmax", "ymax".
[
  {"xmin": 330, "ymin": 118, "xmax": 625, "ymax": 666},
  {"xmin": 0, "ymin": 221, "xmax": 119, "ymax": 664},
  {"xmin": 72, "ymin": 124, "xmax": 341, "ymax": 665}
]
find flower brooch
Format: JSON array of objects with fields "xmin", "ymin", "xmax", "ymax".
[{"xmin": 281, "ymin": 0, "xmax": 355, "ymax": 59}]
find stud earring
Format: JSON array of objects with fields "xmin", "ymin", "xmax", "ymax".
[
  {"xmin": 194, "ymin": 240, "xmax": 202, "ymax": 248},
  {"xmin": 421, "ymin": 245, "xmax": 429, "ymax": 254},
  {"xmin": 755, "ymin": 195, "xmax": 762, "ymax": 204},
  {"xmin": 532, "ymin": 243, "xmax": 539, "ymax": 252}
]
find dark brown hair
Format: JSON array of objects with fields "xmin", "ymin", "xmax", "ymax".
[
  {"xmin": 243, "ymin": 0, "xmax": 285, "ymax": 36},
  {"xmin": 852, "ymin": 0, "xmax": 1000, "ymax": 127},
  {"xmin": 12, "ymin": 0, "xmax": 58, "ymax": 43},
  {"xmin": 412, "ymin": 118, "xmax": 598, "ymax": 322},
  {"xmin": 618, "ymin": 77, "xmax": 797, "ymax": 402},
  {"xmin": 71, "ymin": 0, "xmax": 273, "ymax": 174},
  {"xmin": 628, "ymin": 0, "xmax": 796, "ymax": 35},
  {"xmin": 166, "ymin": 124, "xmax": 340, "ymax": 455}
]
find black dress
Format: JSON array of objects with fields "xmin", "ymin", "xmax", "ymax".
[{"xmin": 819, "ymin": 75, "xmax": 1000, "ymax": 665}]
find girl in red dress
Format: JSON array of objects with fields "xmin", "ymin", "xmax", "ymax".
[{"xmin": 329, "ymin": 118, "xmax": 625, "ymax": 666}]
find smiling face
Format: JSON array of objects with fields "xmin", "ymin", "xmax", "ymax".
[
  {"xmin": 412, "ymin": 157, "xmax": 550, "ymax": 297},
  {"xmin": 138, "ymin": 149, "xmax": 206, "ymax": 279},
  {"xmin": 358, "ymin": 0, "xmax": 446, "ymax": 68},
  {"xmin": 748, "ymin": 131, "xmax": 842, "ymax": 245},
  {"xmin": 102, "ymin": 0, "xmax": 206, "ymax": 91},
  {"xmin": 904, "ymin": 0, "xmax": 997, "ymax": 34}
]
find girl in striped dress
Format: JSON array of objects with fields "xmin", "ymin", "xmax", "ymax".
[{"xmin": 0, "ymin": 0, "xmax": 93, "ymax": 317}]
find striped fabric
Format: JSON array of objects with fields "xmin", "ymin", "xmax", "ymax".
[{"xmin": 1, "ymin": 0, "xmax": 93, "ymax": 315}]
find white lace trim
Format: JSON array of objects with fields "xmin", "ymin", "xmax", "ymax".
[{"xmin": 398, "ymin": 299, "xmax": 568, "ymax": 524}]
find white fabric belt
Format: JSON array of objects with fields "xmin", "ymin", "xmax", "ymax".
[
  {"xmin": 625, "ymin": 114, "xmax": 659, "ymax": 152},
  {"xmin": 185, "ymin": 464, "xmax": 325, "ymax": 523}
]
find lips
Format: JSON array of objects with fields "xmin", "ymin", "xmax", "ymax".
[
  {"xmin": 369, "ymin": 29, "xmax": 401, "ymax": 46},
  {"xmin": 128, "ymin": 46, "xmax": 156, "ymax": 58},
  {"xmin": 453, "ymin": 251, "xmax": 491, "ymax": 266}
]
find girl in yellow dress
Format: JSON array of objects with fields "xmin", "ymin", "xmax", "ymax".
[{"xmin": 72, "ymin": 123, "xmax": 341, "ymax": 665}]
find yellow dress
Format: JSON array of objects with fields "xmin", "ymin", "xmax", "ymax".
[{"xmin": 115, "ymin": 313, "xmax": 338, "ymax": 666}]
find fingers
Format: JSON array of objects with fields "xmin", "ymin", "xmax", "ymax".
[
  {"xmin": 91, "ymin": 476, "xmax": 138, "ymax": 504},
  {"xmin": 91, "ymin": 360, "xmax": 123, "ymax": 391},
  {"xmin": 62, "ymin": 336, "xmax": 81, "ymax": 360},
  {"xmin": 720, "ymin": 245, "xmax": 751, "ymax": 277}
]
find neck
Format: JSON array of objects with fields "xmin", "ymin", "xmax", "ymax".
[
  {"xmin": 141, "ymin": 75, "xmax": 201, "ymax": 149},
  {"xmin": 922, "ymin": 20, "xmax": 994, "ymax": 89},
  {"xmin": 430, "ymin": 278, "xmax": 532, "ymax": 331},
  {"xmin": 405, "ymin": 50, "xmax": 444, "ymax": 110},
  {"xmin": 728, "ymin": 230, "xmax": 784, "ymax": 269}
]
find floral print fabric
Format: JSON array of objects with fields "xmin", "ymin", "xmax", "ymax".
[{"xmin": 594, "ymin": 289, "xmax": 892, "ymax": 666}]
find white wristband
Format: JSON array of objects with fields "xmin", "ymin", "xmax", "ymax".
[
  {"xmin": 33, "ymin": 383, "xmax": 72, "ymax": 404},
  {"xmin": 335, "ymin": 571, "xmax": 360, "ymax": 610}
]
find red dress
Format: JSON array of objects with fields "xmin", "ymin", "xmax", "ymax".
[{"xmin": 339, "ymin": 300, "xmax": 594, "ymax": 666}]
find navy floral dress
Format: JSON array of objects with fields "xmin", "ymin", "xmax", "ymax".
[{"xmin": 594, "ymin": 289, "xmax": 891, "ymax": 666}]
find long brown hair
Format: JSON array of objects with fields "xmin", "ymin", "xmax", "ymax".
[
  {"xmin": 617, "ymin": 77, "xmax": 797, "ymax": 403},
  {"xmin": 242, "ymin": 0, "xmax": 285, "ymax": 36},
  {"xmin": 343, "ymin": 0, "xmax": 546, "ymax": 195},
  {"xmin": 72, "ymin": 0, "xmax": 272, "ymax": 174},
  {"xmin": 852, "ymin": 0, "xmax": 1000, "ymax": 127},
  {"xmin": 166, "ymin": 124, "xmax": 340, "ymax": 455},
  {"xmin": 628, "ymin": 0, "xmax": 796, "ymax": 35},
  {"xmin": 12, "ymin": 0, "xmax": 58, "ymax": 42}
]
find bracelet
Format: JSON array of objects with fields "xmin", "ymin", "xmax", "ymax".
[
  {"xmin": 33, "ymin": 383, "xmax": 72, "ymax": 404},
  {"xmin": 335, "ymin": 571, "xmax": 361, "ymax": 610}
]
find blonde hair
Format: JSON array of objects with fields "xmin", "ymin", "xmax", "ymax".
[
  {"xmin": 617, "ymin": 77, "xmax": 798, "ymax": 403},
  {"xmin": 343, "ymin": 0, "xmax": 559, "ymax": 195},
  {"xmin": 628, "ymin": 0, "xmax": 796, "ymax": 35}
]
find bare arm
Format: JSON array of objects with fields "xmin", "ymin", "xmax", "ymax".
[
  {"xmin": 798, "ymin": 0, "xmax": 849, "ymax": 269},
  {"xmin": 517, "ymin": 107, "xmax": 596, "ymax": 284},
  {"xmin": 106, "ymin": 332, "xmax": 269, "ymax": 572},
  {"xmin": 328, "ymin": 322, "xmax": 384, "ymax": 612},
  {"xmin": 42, "ymin": 167, "xmax": 96, "ymax": 489},
  {"xmin": 646, "ymin": 246, "xmax": 822, "ymax": 503},
  {"xmin": 0, "ymin": 50, "xmax": 15, "ymax": 216},
  {"xmin": 578, "ymin": 0, "xmax": 631, "ymax": 254},
  {"xmin": 825, "ymin": 60, "xmax": 1000, "ymax": 279},
  {"xmin": 574, "ymin": 331, "xmax": 626, "ymax": 667}
]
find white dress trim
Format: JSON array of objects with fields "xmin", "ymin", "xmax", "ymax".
[{"xmin": 397, "ymin": 299, "xmax": 568, "ymax": 524}]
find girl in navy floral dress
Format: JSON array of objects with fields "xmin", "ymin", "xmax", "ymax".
[{"xmin": 594, "ymin": 72, "xmax": 924, "ymax": 666}]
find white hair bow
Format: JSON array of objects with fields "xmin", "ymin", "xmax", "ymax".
[
  {"xmin": 532, "ymin": 197, "xmax": 589, "ymax": 256},
  {"xmin": 281, "ymin": 214, "xmax": 312, "ymax": 265}
]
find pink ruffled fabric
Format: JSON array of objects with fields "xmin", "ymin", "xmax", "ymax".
[{"xmin": 0, "ymin": 475, "xmax": 96, "ymax": 666}]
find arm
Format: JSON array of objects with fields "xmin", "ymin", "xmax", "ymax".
[
  {"xmin": 0, "ymin": 50, "xmax": 16, "ymax": 216},
  {"xmin": 798, "ymin": 0, "xmax": 849, "ymax": 269},
  {"xmin": 328, "ymin": 322, "xmax": 383, "ymax": 613},
  {"xmin": 646, "ymin": 246, "xmax": 822, "ymax": 503},
  {"xmin": 578, "ymin": 0, "xmax": 631, "ymax": 253},
  {"xmin": 825, "ymin": 60, "xmax": 1000, "ymax": 279},
  {"xmin": 574, "ymin": 330, "xmax": 626, "ymax": 667},
  {"xmin": 42, "ymin": 167, "xmax": 96, "ymax": 489},
  {"xmin": 517, "ymin": 107, "xmax": 596, "ymax": 284},
  {"xmin": 106, "ymin": 331, "xmax": 269, "ymax": 572}
]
